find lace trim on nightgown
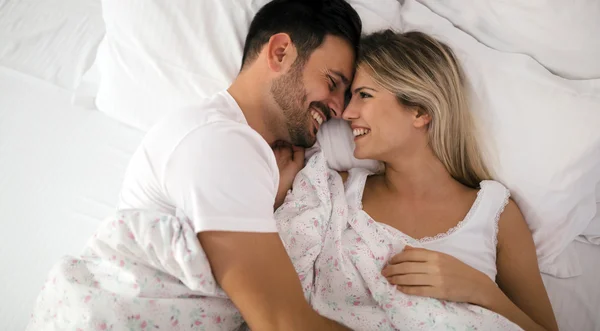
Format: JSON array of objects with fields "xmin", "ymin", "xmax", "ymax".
[
  {"xmin": 416, "ymin": 187, "xmax": 485, "ymax": 243},
  {"xmin": 355, "ymin": 170, "xmax": 488, "ymax": 244},
  {"xmin": 492, "ymin": 187, "xmax": 511, "ymax": 248}
]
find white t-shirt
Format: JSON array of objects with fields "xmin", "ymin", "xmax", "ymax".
[{"xmin": 118, "ymin": 91, "xmax": 280, "ymax": 233}]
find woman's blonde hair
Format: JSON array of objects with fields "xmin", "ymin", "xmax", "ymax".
[{"xmin": 358, "ymin": 30, "xmax": 491, "ymax": 188}]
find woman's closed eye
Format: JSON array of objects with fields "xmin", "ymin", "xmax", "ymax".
[{"xmin": 359, "ymin": 91, "xmax": 372, "ymax": 99}]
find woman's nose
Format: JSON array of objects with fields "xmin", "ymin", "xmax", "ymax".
[{"xmin": 342, "ymin": 99, "xmax": 358, "ymax": 121}]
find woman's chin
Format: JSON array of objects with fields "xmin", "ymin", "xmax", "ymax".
[
  {"xmin": 354, "ymin": 148, "xmax": 383, "ymax": 163},
  {"xmin": 353, "ymin": 149, "xmax": 370, "ymax": 160}
]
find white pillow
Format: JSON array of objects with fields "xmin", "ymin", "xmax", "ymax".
[
  {"xmin": 91, "ymin": 0, "xmax": 402, "ymax": 131},
  {"xmin": 400, "ymin": 0, "xmax": 600, "ymax": 277},
  {"xmin": 0, "ymin": 0, "xmax": 104, "ymax": 90},
  {"xmin": 93, "ymin": 0, "xmax": 265, "ymax": 130},
  {"xmin": 415, "ymin": 0, "xmax": 600, "ymax": 80}
]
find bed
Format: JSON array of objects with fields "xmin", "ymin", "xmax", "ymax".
[
  {"xmin": 0, "ymin": 0, "xmax": 598, "ymax": 330},
  {"xmin": 0, "ymin": 65, "xmax": 144, "ymax": 330}
]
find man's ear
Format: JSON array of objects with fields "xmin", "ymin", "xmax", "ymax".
[
  {"xmin": 266, "ymin": 33, "xmax": 297, "ymax": 73},
  {"xmin": 413, "ymin": 107, "xmax": 431, "ymax": 128}
]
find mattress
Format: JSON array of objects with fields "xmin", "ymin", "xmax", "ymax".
[
  {"xmin": 0, "ymin": 67, "xmax": 144, "ymax": 330},
  {"xmin": 0, "ymin": 0, "xmax": 598, "ymax": 330}
]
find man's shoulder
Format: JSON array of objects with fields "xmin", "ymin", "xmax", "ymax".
[
  {"xmin": 130, "ymin": 91, "xmax": 277, "ymax": 183},
  {"xmin": 143, "ymin": 92, "xmax": 257, "ymax": 148},
  {"xmin": 158, "ymin": 94, "xmax": 243, "ymax": 131}
]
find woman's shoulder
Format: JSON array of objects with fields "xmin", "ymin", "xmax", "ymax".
[
  {"xmin": 479, "ymin": 179, "xmax": 508, "ymax": 191},
  {"xmin": 476, "ymin": 180, "xmax": 526, "ymax": 247},
  {"xmin": 478, "ymin": 180, "xmax": 511, "ymax": 202}
]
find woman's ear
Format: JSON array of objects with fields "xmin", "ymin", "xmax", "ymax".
[
  {"xmin": 413, "ymin": 108, "xmax": 431, "ymax": 128},
  {"xmin": 266, "ymin": 33, "xmax": 297, "ymax": 73}
]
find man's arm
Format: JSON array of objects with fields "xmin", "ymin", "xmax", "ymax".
[
  {"xmin": 198, "ymin": 231, "xmax": 349, "ymax": 331},
  {"xmin": 163, "ymin": 125, "xmax": 344, "ymax": 330}
]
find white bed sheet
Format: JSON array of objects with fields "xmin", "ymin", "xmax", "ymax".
[
  {"xmin": 542, "ymin": 241, "xmax": 600, "ymax": 330},
  {"xmin": 0, "ymin": 67, "xmax": 144, "ymax": 331}
]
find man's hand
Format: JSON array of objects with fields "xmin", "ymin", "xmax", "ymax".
[
  {"xmin": 198, "ymin": 231, "xmax": 349, "ymax": 331},
  {"xmin": 272, "ymin": 142, "xmax": 305, "ymax": 209}
]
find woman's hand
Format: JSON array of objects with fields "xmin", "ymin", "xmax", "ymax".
[
  {"xmin": 272, "ymin": 142, "xmax": 305, "ymax": 210},
  {"xmin": 381, "ymin": 246, "xmax": 498, "ymax": 305}
]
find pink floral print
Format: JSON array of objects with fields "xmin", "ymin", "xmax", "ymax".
[
  {"xmin": 27, "ymin": 152, "xmax": 520, "ymax": 331},
  {"xmin": 275, "ymin": 153, "xmax": 522, "ymax": 330},
  {"xmin": 27, "ymin": 211, "xmax": 242, "ymax": 330}
]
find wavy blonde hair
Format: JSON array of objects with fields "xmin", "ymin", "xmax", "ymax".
[{"xmin": 358, "ymin": 30, "xmax": 491, "ymax": 188}]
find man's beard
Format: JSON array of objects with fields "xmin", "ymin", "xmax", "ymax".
[{"xmin": 270, "ymin": 63, "xmax": 314, "ymax": 148}]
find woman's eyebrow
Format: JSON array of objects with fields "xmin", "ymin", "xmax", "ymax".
[{"xmin": 352, "ymin": 86, "xmax": 378, "ymax": 94}]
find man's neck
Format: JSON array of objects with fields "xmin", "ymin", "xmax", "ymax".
[{"xmin": 228, "ymin": 72, "xmax": 277, "ymax": 146}]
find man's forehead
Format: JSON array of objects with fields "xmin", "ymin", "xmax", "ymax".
[{"xmin": 310, "ymin": 35, "xmax": 355, "ymax": 81}]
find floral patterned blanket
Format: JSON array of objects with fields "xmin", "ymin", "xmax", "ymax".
[{"xmin": 27, "ymin": 152, "xmax": 519, "ymax": 331}]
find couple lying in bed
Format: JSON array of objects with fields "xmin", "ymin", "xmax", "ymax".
[{"xmin": 28, "ymin": 1, "xmax": 558, "ymax": 330}]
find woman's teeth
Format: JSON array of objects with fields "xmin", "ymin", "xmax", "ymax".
[
  {"xmin": 353, "ymin": 128, "xmax": 371, "ymax": 137},
  {"xmin": 311, "ymin": 110, "xmax": 324, "ymax": 126}
]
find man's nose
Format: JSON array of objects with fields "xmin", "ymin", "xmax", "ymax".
[{"xmin": 328, "ymin": 90, "xmax": 346, "ymax": 119}]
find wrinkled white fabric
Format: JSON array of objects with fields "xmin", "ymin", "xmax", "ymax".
[{"xmin": 27, "ymin": 210, "xmax": 242, "ymax": 330}]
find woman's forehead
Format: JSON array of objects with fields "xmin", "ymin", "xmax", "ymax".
[{"xmin": 351, "ymin": 67, "xmax": 375, "ymax": 88}]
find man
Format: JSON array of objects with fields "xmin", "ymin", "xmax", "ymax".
[{"xmin": 118, "ymin": 0, "xmax": 361, "ymax": 330}]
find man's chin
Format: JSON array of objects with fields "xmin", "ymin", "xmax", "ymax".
[
  {"xmin": 297, "ymin": 139, "xmax": 317, "ymax": 149},
  {"xmin": 290, "ymin": 134, "xmax": 316, "ymax": 148}
]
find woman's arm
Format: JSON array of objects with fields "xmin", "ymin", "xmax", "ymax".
[
  {"xmin": 479, "ymin": 200, "xmax": 558, "ymax": 331},
  {"xmin": 381, "ymin": 199, "xmax": 558, "ymax": 330}
]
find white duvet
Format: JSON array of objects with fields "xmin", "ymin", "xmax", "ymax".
[{"xmin": 28, "ymin": 153, "xmax": 519, "ymax": 330}]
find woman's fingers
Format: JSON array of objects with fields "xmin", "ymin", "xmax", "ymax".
[
  {"xmin": 273, "ymin": 144, "xmax": 295, "ymax": 171},
  {"xmin": 381, "ymin": 262, "xmax": 431, "ymax": 277},
  {"xmin": 387, "ymin": 273, "xmax": 436, "ymax": 286},
  {"xmin": 273, "ymin": 144, "xmax": 292, "ymax": 159},
  {"xmin": 389, "ymin": 247, "xmax": 436, "ymax": 264}
]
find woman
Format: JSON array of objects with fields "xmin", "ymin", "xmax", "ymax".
[{"xmin": 339, "ymin": 30, "xmax": 558, "ymax": 330}]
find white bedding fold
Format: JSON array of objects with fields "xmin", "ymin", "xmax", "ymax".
[
  {"xmin": 27, "ymin": 211, "xmax": 241, "ymax": 330},
  {"xmin": 415, "ymin": 0, "xmax": 600, "ymax": 80}
]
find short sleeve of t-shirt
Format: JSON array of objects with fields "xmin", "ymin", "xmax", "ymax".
[{"xmin": 163, "ymin": 121, "xmax": 279, "ymax": 233}]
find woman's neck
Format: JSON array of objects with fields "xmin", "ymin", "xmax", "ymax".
[{"xmin": 381, "ymin": 147, "xmax": 458, "ymax": 199}]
